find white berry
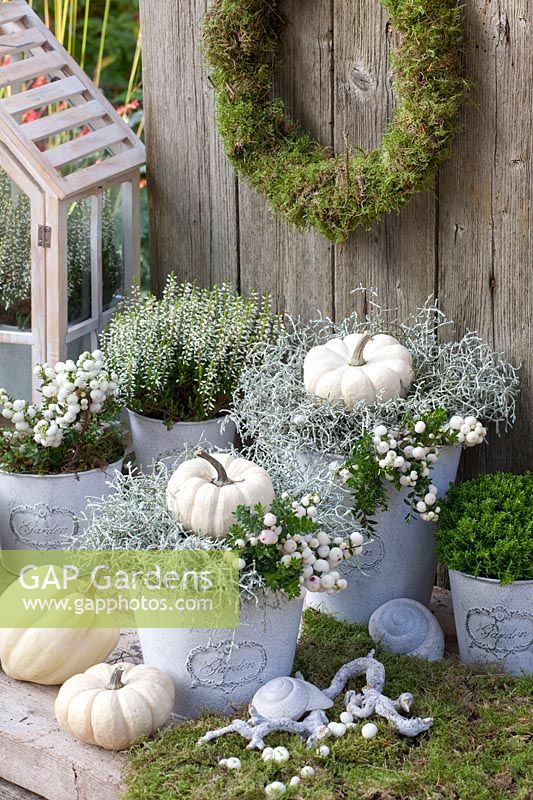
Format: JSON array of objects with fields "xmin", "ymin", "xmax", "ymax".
[{"xmin": 361, "ymin": 723, "xmax": 378, "ymax": 739}]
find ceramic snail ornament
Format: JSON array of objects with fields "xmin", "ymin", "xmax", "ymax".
[
  {"xmin": 55, "ymin": 663, "xmax": 175, "ymax": 750},
  {"xmin": 0, "ymin": 566, "xmax": 119, "ymax": 685},
  {"xmin": 251, "ymin": 676, "xmax": 333, "ymax": 721},
  {"xmin": 303, "ymin": 333, "xmax": 413, "ymax": 408},
  {"xmin": 368, "ymin": 598, "xmax": 445, "ymax": 662},
  {"xmin": 167, "ymin": 451, "xmax": 275, "ymax": 539}
]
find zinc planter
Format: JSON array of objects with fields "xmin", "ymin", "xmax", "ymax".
[
  {"xmin": 138, "ymin": 592, "xmax": 304, "ymax": 718},
  {"xmin": 128, "ymin": 409, "xmax": 237, "ymax": 473},
  {"xmin": 0, "ymin": 460, "xmax": 123, "ymax": 551},
  {"xmin": 449, "ymin": 569, "xmax": 533, "ymax": 676},
  {"xmin": 305, "ymin": 445, "xmax": 462, "ymax": 624}
]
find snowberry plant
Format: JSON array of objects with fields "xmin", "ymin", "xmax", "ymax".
[
  {"xmin": 226, "ymin": 494, "xmax": 364, "ymax": 599},
  {"xmin": 340, "ymin": 408, "xmax": 488, "ymax": 527},
  {"xmin": 0, "ymin": 350, "xmax": 123, "ymax": 475}
]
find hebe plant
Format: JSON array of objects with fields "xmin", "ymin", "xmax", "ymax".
[
  {"xmin": 436, "ymin": 473, "xmax": 533, "ymax": 584},
  {"xmin": 101, "ymin": 278, "xmax": 283, "ymax": 424}
]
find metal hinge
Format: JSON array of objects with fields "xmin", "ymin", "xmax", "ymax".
[{"xmin": 38, "ymin": 225, "xmax": 52, "ymax": 248}]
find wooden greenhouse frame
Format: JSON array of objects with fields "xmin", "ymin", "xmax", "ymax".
[{"xmin": 0, "ymin": 0, "xmax": 145, "ymax": 399}]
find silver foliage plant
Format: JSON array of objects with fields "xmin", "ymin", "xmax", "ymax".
[
  {"xmin": 232, "ymin": 295, "xmax": 520, "ymax": 468},
  {"xmin": 82, "ymin": 453, "xmax": 358, "ymax": 600},
  {"xmin": 100, "ymin": 278, "xmax": 284, "ymax": 422}
]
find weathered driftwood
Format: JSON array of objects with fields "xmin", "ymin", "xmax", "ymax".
[{"xmin": 198, "ymin": 649, "xmax": 433, "ymax": 747}]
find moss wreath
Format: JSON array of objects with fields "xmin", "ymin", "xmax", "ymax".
[{"xmin": 203, "ymin": 0, "xmax": 467, "ymax": 243}]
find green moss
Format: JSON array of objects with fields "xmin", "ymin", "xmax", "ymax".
[
  {"xmin": 202, "ymin": 0, "xmax": 467, "ymax": 243},
  {"xmin": 124, "ymin": 611, "xmax": 532, "ymax": 800},
  {"xmin": 436, "ymin": 473, "xmax": 533, "ymax": 583}
]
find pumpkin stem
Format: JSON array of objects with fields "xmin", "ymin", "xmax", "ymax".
[
  {"xmin": 349, "ymin": 333, "xmax": 373, "ymax": 367},
  {"xmin": 107, "ymin": 667, "xmax": 126, "ymax": 691},
  {"xmin": 196, "ymin": 450, "xmax": 238, "ymax": 487}
]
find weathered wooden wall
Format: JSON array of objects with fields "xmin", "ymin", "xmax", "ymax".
[{"xmin": 139, "ymin": 0, "xmax": 532, "ymax": 473}]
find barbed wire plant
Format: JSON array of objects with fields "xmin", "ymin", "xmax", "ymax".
[{"xmin": 232, "ymin": 295, "xmax": 520, "ymax": 467}]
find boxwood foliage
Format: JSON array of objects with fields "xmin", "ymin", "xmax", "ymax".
[
  {"xmin": 436, "ymin": 473, "xmax": 533, "ymax": 584},
  {"xmin": 203, "ymin": 0, "xmax": 468, "ymax": 242}
]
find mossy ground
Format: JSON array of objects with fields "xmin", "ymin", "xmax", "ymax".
[{"xmin": 124, "ymin": 611, "xmax": 532, "ymax": 800}]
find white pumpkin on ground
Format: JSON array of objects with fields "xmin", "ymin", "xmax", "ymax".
[
  {"xmin": 0, "ymin": 566, "xmax": 119, "ymax": 685},
  {"xmin": 303, "ymin": 333, "xmax": 414, "ymax": 408},
  {"xmin": 55, "ymin": 662, "xmax": 175, "ymax": 751},
  {"xmin": 167, "ymin": 450, "xmax": 275, "ymax": 539}
]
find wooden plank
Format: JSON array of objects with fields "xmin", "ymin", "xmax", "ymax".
[
  {"xmin": 0, "ymin": 51, "xmax": 65, "ymax": 89},
  {"xmin": 62, "ymin": 146, "xmax": 145, "ymax": 195},
  {"xmin": 0, "ymin": 75, "xmax": 85, "ymax": 114},
  {"xmin": 238, "ymin": 0, "xmax": 334, "ymax": 319},
  {"xmin": 0, "ymin": 671, "xmax": 125, "ymax": 800},
  {"xmin": 45, "ymin": 123, "xmax": 127, "ymax": 169},
  {"xmin": 485, "ymin": 1, "xmax": 531, "ymax": 473},
  {"xmin": 22, "ymin": 99, "xmax": 106, "ymax": 141},
  {"xmin": 0, "ymin": 778, "xmax": 44, "ymax": 800},
  {"xmin": 0, "ymin": 2, "xmax": 27, "ymax": 25},
  {"xmin": 0, "ymin": 29, "xmax": 46, "ymax": 56},
  {"xmin": 438, "ymin": 0, "xmax": 532, "ymax": 475},
  {"xmin": 333, "ymin": 0, "xmax": 436, "ymax": 322},
  {"xmin": 139, "ymin": 0, "xmax": 238, "ymax": 293}
]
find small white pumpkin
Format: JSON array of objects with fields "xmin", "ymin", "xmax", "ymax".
[
  {"xmin": 303, "ymin": 333, "xmax": 414, "ymax": 408},
  {"xmin": 55, "ymin": 662, "xmax": 175, "ymax": 751},
  {"xmin": 0, "ymin": 566, "xmax": 119, "ymax": 685},
  {"xmin": 167, "ymin": 451, "xmax": 275, "ymax": 540}
]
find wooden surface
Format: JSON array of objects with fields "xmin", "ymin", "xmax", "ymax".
[
  {"xmin": 0, "ymin": 779, "xmax": 44, "ymax": 800},
  {"xmin": 140, "ymin": 0, "xmax": 532, "ymax": 473},
  {"xmin": 0, "ymin": 630, "xmax": 143, "ymax": 800}
]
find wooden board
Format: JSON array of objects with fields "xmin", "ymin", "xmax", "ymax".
[
  {"xmin": 0, "ymin": 675, "xmax": 125, "ymax": 800},
  {"xmin": 139, "ymin": 0, "xmax": 239, "ymax": 294},
  {"xmin": 0, "ymin": 779, "xmax": 44, "ymax": 800}
]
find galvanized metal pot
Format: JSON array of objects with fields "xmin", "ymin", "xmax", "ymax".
[
  {"xmin": 128, "ymin": 409, "xmax": 237, "ymax": 473},
  {"xmin": 138, "ymin": 592, "xmax": 304, "ymax": 718},
  {"xmin": 0, "ymin": 459, "xmax": 123, "ymax": 551},
  {"xmin": 449, "ymin": 569, "xmax": 533, "ymax": 675},
  {"xmin": 305, "ymin": 446, "xmax": 462, "ymax": 624}
]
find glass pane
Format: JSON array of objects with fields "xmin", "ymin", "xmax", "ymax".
[
  {"xmin": 0, "ymin": 344, "xmax": 32, "ymax": 401},
  {"xmin": 67, "ymin": 197, "xmax": 92, "ymax": 325},
  {"xmin": 102, "ymin": 185, "xmax": 125, "ymax": 312},
  {"xmin": 67, "ymin": 333, "xmax": 94, "ymax": 363},
  {"xmin": 0, "ymin": 168, "xmax": 31, "ymax": 332}
]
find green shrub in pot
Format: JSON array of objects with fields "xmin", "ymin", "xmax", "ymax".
[{"xmin": 436, "ymin": 473, "xmax": 533, "ymax": 675}]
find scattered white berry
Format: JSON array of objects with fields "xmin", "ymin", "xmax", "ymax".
[
  {"xmin": 289, "ymin": 776, "xmax": 301, "ymax": 787},
  {"xmin": 226, "ymin": 757, "xmax": 241, "ymax": 770},
  {"xmin": 327, "ymin": 722, "xmax": 347, "ymax": 738},
  {"xmin": 339, "ymin": 711, "xmax": 354, "ymax": 724},
  {"xmin": 265, "ymin": 781, "xmax": 286, "ymax": 797},
  {"xmin": 317, "ymin": 745, "xmax": 330, "ymax": 757},
  {"xmin": 300, "ymin": 766, "xmax": 315, "ymax": 779},
  {"xmin": 272, "ymin": 746, "xmax": 290, "ymax": 764},
  {"xmin": 361, "ymin": 723, "xmax": 378, "ymax": 739}
]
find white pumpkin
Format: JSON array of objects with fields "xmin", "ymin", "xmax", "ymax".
[
  {"xmin": 0, "ymin": 566, "xmax": 119, "ymax": 685},
  {"xmin": 303, "ymin": 333, "xmax": 413, "ymax": 408},
  {"xmin": 55, "ymin": 662, "xmax": 175, "ymax": 750},
  {"xmin": 167, "ymin": 451, "xmax": 275, "ymax": 539}
]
